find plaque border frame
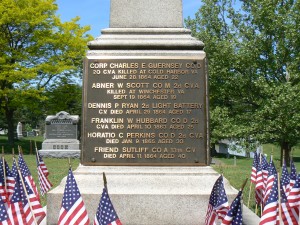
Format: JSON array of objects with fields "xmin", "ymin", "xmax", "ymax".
[{"xmin": 81, "ymin": 55, "xmax": 210, "ymax": 166}]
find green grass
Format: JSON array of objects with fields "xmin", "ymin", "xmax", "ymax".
[{"xmin": 212, "ymin": 143, "xmax": 300, "ymax": 215}]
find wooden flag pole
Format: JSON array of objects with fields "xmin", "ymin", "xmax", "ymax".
[
  {"xmin": 34, "ymin": 142, "xmax": 41, "ymax": 165},
  {"xmin": 2, "ymin": 146, "xmax": 7, "ymax": 193},
  {"xmin": 18, "ymin": 145, "xmax": 22, "ymax": 155},
  {"xmin": 103, "ymin": 172, "xmax": 108, "ymax": 192},
  {"xmin": 271, "ymin": 147, "xmax": 274, "ymax": 162},
  {"xmin": 15, "ymin": 158, "xmax": 38, "ymax": 225},
  {"xmin": 240, "ymin": 178, "xmax": 248, "ymax": 191},
  {"xmin": 255, "ymin": 204, "xmax": 258, "ymax": 215},
  {"xmin": 260, "ymin": 153, "xmax": 263, "ymax": 216},
  {"xmin": 34, "ymin": 141, "xmax": 38, "ymax": 152},
  {"xmin": 247, "ymin": 181, "xmax": 253, "ymax": 208},
  {"xmin": 277, "ymin": 171, "xmax": 282, "ymax": 225},
  {"xmin": 240, "ymin": 178, "xmax": 248, "ymax": 216},
  {"xmin": 68, "ymin": 157, "xmax": 71, "ymax": 169}
]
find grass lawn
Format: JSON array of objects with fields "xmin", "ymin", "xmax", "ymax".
[{"xmin": 212, "ymin": 143, "xmax": 300, "ymax": 215}]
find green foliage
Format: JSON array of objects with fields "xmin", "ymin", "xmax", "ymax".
[
  {"xmin": 186, "ymin": 0, "xmax": 300, "ymax": 158},
  {"xmin": 0, "ymin": 0, "xmax": 93, "ymax": 144},
  {"xmin": 43, "ymin": 80, "xmax": 82, "ymax": 116}
]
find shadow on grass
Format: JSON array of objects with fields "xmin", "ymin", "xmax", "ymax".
[{"xmin": 0, "ymin": 135, "xmax": 43, "ymax": 154}]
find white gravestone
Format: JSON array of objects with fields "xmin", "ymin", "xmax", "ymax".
[{"xmin": 17, "ymin": 122, "xmax": 23, "ymax": 138}]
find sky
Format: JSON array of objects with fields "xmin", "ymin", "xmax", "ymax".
[{"xmin": 55, "ymin": 0, "xmax": 202, "ymax": 37}]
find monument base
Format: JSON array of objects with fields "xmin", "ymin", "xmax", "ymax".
[
  {"xmin": 46, "ymin": 165, "xmax": 259, "ymax": 225},
  {"xmin": 39, "ymin": 150, "xmax": 80, "ymax": 158},
  {"xmin": 40, "ymin": 139, "xmax": 80, "ymax": 158}
]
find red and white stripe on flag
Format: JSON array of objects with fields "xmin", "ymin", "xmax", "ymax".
[
  {"xmin": 58, "ymin": 197, "xmax": 89, "ymax": 225},
  {"xmin": 259, "ymin": 201, "xmax": 279, "ymax": 225},
  {"xmin": 37, "ymin": 166, "xmax": 52, "ymax": 195},
  {"xmin": 23, "ymin": 191, "xmax": 46, "ymax": 224}
]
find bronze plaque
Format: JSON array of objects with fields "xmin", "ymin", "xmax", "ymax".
[{"xmin": 81, "ymin": 57, "xmax": 209, "ymax": 166}]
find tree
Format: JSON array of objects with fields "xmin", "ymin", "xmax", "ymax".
[
  {"xmin": 185, "ymin": 0, "xmax": 300, "ymax": 164},
  {"xmin": 0, "ymin": 0, "xmax": 93, "ymax": 146},
  {"xmin": 43, "ymin": 80, "xmax": 82, "ymax": 116}
]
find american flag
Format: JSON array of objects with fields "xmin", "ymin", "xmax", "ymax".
[
  {"xmin": 221, "ymin": 191, "xmax": 243, "ymax": 225},
  {"xmin": 280, "ymin": 182, "xmax": 298, "ymax": 225},
  {"xmin": 287, "ymin": 173, "xmax": 300, "ymax": 212},
  {"xmin": 37, "ymin": 166, "xmax": 52, "ymax": 196},
  {"xmin": 0, "ymin": 159, "xmax": 7, "ymax": 202},
  {"xmin": 251, "ymin": 153, "xmax": 258, "ymax": 184},
  {"xmin": 0, "ymin": 159, "xmax": 10, "ymax": 203},
  {"xmin": 205, "ymin": 175, "xmax": 229, "ymax": 225},
  {"xmin": 36, "ymin": 151, "xmax": 49, "ymax": 177},
  {"xmin": 281, "ymin": 160, "xmax": 290, "ymax": 193},
  {"xmin": 58, "ymin": 168, "xmax": 90, "ymax": 225},
  {"xmin": 7, "ymin": 172, "xmax": 28, "ymax": 225},
  {"xmin": 94, "ymin": 187, "xmax": 122, "ymax": 225},
  {"xmin": 264, "ymin": 161, "xmax": 277, "ymax": 205},
  {"xmin": 11, "ymin": 158, "xmax": 45, "ymax": 224},
  {"xmin": 3, "ymin": 160, "xmax": 15, "ymax": 201},
  {"xmin": 36, "ymin": 152, "xmax": 52, "ymax": 196},
  {"xmin": 18, "ymin": 154, "xmax": 40, "ymax": 203},
  {"xmin": 16, "ymin": 164, "xmax": 46, "ymax": 224},
  {"xmin": 286, "ymin": 160, "xmax": 297, "ymax": 196},
  {"xmin": 261, "ymin": 155, "xmax": 269, "ymax": 191},
  {"xmin": 259, "ymin": 174, "xmax": 279, "ymax": 225},
  {"xmin": 0, "ymin": 194, "xmax": 12, "ymax": 225},
  {"xmin": 255, "ymin": 161, "xmax": 264, "ymax": 205}
]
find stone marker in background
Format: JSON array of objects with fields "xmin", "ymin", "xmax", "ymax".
[
  {"xmin": 39, "ymin": 111, "xmax": 80, "ymax": 158},
  {"xmin": 16, "ymin": 122, "xmax": 23, "ymax": 139}
]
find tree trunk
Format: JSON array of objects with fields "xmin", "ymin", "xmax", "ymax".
[
  {"xmin": 5, "ymin": 108, "xmax": 15, "ymax": 148},
  {"xmin": 280, "ymin": 141, "xmax": 291, "ymax": 167}
]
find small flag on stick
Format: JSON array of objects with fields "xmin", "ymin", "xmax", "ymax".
[
  {"xmin": 260, "ymin": 174, "xmax": 280, "ymax": 225},
  {"xmin": 0, "ymin": 193, "xmax": 12, "ymax": 225},
  {"xmin": 221, "ymin": 178, "xmax": 247, "ymax": 225},
  {"xmin": 94, "ymin": 173, "xmax": 122, "ymax": 225},
  {"xmin": 7, "ymin": 171, "xmax": 27, "ymax": 225},
  {"xmin": 205, "ymin": 175, "xmax": 229, "ymax": 225},
  {"xmin": 18, "ymin": 154, "xmax": 40, "ymax": 203},
  {"xmin": 9, "ymin": 159, "xmax": 46, "ymax": 225},
  {"xmin": 58, "ymin": 168, "xmax": 90, "ymax": 225},
  {"xmin": 36, "ymin": 151, "xmax": 52, "ymax": 195}
]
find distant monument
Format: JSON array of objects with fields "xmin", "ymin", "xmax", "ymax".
[
  {"xmin": 39, "ymin": 111, "xmax": 80, "ymax": 158},
  {"xmin": 16, "ymin": 122, "xmax": 23, "ymax": 139},
  {"xmin": 46, "ymin": 1, "xmax": 246, "ymax": 225}
]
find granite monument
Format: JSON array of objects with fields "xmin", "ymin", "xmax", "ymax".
[{"xmin": 39, "ymin": 111, "xmax": 80, "ymax": 158}]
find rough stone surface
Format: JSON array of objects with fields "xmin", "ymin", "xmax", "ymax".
[
  {"xmin": 110, "ymin": 0, "xmax": 183, "ymax": 28},
  {"xmin": 39, "ymin": 149, "xmax": 80, "ymax": 158},
  {"xmin": 46, "ymin": 166, "xmax": 260, "ymax": 225},
  {"xmin": 41, "ymin": 139, "xmax": 80, "ymax": 149}
]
